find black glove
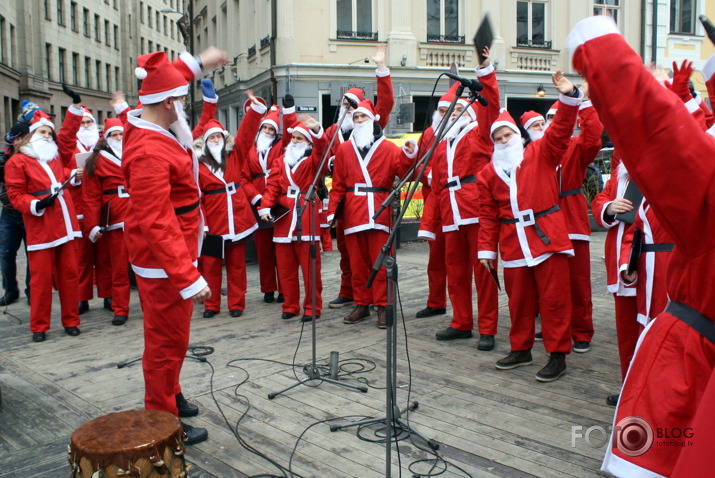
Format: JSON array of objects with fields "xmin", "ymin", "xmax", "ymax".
[
  {"xmin": 282, "ymin": 94, "xmax": 295, "ymax": 109},
  {"xmin": 62, "ymin": 84, "xmax": 82, "ymax": 104},
  {"xmin": 36, "ymin": 194, "xmax": 57, "ymax": 210},
  {"xmin": 701, "ymin": 15, "xmax": 715, "ymax": 45}
]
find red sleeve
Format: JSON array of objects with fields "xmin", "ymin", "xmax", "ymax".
[
  {"xmin": 281, "ymin": 107, "xmax": 297, "ymax": 149},
  {"xmin": 571, "ymin": 103, "xmax": 604, "ymax": 170},
  {"xmin": 538, "ymin": 96, "xmax": 580, "ymax": 168},
  {"xmin": 172, "ymin": 51, "xmax": 202, "ymax": 83},
  {"xmin": 235, "ymin": 104, "xmax": 265, "ymax": 165},
  {"xmin": 259, "ymin": 155, "xmax": 284, "ymax": 210},
  {"xmin": 57, "ymin": 105, "xmax": 83, "ymax": 167},
  {"xmin": 477, "ymin": 169, "xmax": 500, "ymax": 258},
  {"xmin": 700, "ymin": 100, "xmax": 714, "ymax": 129},
  {"xmin": 82, "ymin": 166, "xmax": 103, "ymax": 233},
  {"xmin": 327, "ymin": 143, "xmax": 348, "ymax": 220},
  {"xmin": 192, "ymin": 97, "xmax": 218, "ymax": 139},
  {"xmin": 375, "ymin": 71, "xmax": 394, "ymax": 130},
  {"xmin": 418, "ymin": 188, "xmax": 440, "ymax": 239},
  {"xmin": 4, "ymin": 158, "xmax": 34, "ymax": 214},
  {"xmin": 591, "ymin": 174, "xmax": 617, "ymax": 228}
]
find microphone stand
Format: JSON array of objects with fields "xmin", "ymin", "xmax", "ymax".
[
  {"xmin": 268, "ymin": 104, "xmax": 369, "ymax": 399},
  {"xmin": 330, "ymin": 86, "xmax": 484, "ymax": 478}
]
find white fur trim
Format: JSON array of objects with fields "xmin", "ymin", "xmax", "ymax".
[
  {"xmin": 579, "ymin": 100, "xmax": 593, "ymax": 110},
  {"xmin": 30, "ymin": 200, "xmax": 46, "ymax": 217},
  {"xmin": 703, "ymin": 54, "xmax": 715, "ymax": 82},
  {"xmin": 327, "ymin": 213, "xmax": 334, "ymax": 223},
  {"xmin": 203, "ymin": 126, "xmax": 227, "ymax": 141},
  {"xmin": 559, "ymin": 90, "xmax": 584, "ymax": 106},
  {"xmin": 105, "ymin": 125, "xmax": 123, "ymax": 136},
  {"xmin": 354, "ymin": 106, "xmax": 375, "ymax": 120},
  {"xmin": 89, "ymin": 226, "xmax": 102, "ymax": 243},
  {"xmin": 478, "ymin": 251, "xmax": 497, "ymax": 260},
  {"xmin": 475, "ymin": 63, "xmax": 495, "ymax": 77},
  {"xmin": 375, "ymin": 68, "xmax": 390, "ymax": 78},
  {"xmin": 402, "ymin": 139, "xmax": 418, "ymax": 159},
  {"xmin": 134, "ymin": 67, "xmax": 148, "ymax": 79},
  {"xmin": 417, "ymin": 230, "xmax": 435, "ymax": 241},
  {"xmin": 251, "ymin": 194, "xmax": 261, "ymax": 205},
  {"xmin": 113, "ymin": 102, "xmax": 130, "ymax": 115},
  {"xmin": 203, "ymin": 95, "xmax": 218, "ymax": 104},
  {"xmin": 566, "ymin": 16, "xmax": 621, "ymax": 62},
  {"xmin": 179, "ymin": 276, "xmax": 208, "ymax": 300},
  {"xmin": 282, "ymin": 106, "xmax": 295, "ymax": 114},
  {"xmin": 344, "ymin": 92, "xmax": 360, "ymax": 105},
  {"xmin": 523, "ymin": 115, "xmax": 545, "ymax": 130},
  {"xmin": 490, "ymin": 121, "xmax": 519, "ymax": 136},
  {"xmin": 438, "ymin": 100, "xmax": 451, "ymax": 108},
  {"xmin": 288, "ymin": 125, "xmax": 313, "ymax": 143},
  {"xmin": 30, "ymin": 118, "xmax": 54, "ymax": 133},
  {"xmin": 257, "ymin": 207, "xmax": 270, "ymax": 217},
  {"xmin": 685, "ymin": 98, "xmax": 699, "ymax": 114},
  {"xmin": 179, "ymin": 51, "xmax": 202, "ymax": 79},
  {"xmin": 309, "ymin": 126, "xmax": 324, "ymax": 140},
  {"xmin": 138, "ymin": 84, "xmax": 189, "ymax": 105},
  {"xmin": 251, "ymin": 102, "xmax": 268, "ymax": 114}
]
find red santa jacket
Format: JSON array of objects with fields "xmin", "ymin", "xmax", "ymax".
[
  {"xmin": 5, "ymin": 105, "xmax": 84, "ymax": 250},
  {"xmin": 618, "ymin": 200, "xmax": 673, "ymax": 325},
  {"xmin": 327, "ymin": 132, "xmax": 416, "ymax": 235},
  {"xmin": 477, "ymin": 93, "xmax": 580, "ymax": 268},
  {"xmin": 192, "ymin": 95, "xmax": 218, "ymax": 140},
  {"xmin": 257, "ymin": 130, "xmax": 327, "ymax": 242},
  {"xmin": 557, "ymin": 101, "xmax": 603, "ymax": 241},
  {"xmin": 82, "ymin": 148, "xmax": 130, "ymax": 242}
]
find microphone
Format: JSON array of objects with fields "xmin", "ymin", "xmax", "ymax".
[
  {"xmin": 444, "ymin": 72, "xmax": 483, "ymax": 92},
  {"xmin": 471, "ymin": 92, "xmax": 489, "ymax": 107},
  {"xmin": 343, "ymin": 95, "xmax": 359, "ymax": 109}
]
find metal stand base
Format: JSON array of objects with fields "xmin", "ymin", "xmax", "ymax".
[{"xmin": 268, "ymin": 362, "xmax": 368, "ymax": 399}]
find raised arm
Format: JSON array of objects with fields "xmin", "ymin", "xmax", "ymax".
[
  {"xmin": 373, "ymin": 44, "xmax": 394, "ymax": 130},
  {"xmin": 538, "ymin": 71, "xmax": 581, "ymax": 168},
  {"xmin": 192, "ymin": 79, "xmax": 218, "ymax": 139}
]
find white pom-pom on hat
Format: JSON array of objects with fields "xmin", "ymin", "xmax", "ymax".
[{"xmin": 135, "ymin": 67, "xmax": 148, "ymax": 80}]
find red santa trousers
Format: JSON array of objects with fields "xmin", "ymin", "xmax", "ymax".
[
  {"xmin": 254, "ymin": 227, "xmax": 279, "ymax": 294},
  {"xmin": 94, "ymin": 230, "xmax": 113, "ymax": 298},
  {"xmin": 202, "ymin": 241, "xmax": 247, "ymax": 313},
  {"xmin": 76, "ymin": 224, "xmax": 112, "ymax": 301},
  {"xmin": 105, "ymin": 229, "xmax": 130, "ymax": 316},
  {"xmin": 344, "ymin": 229, "xmax": 387, "ymax": 307},
  {"xmin": 569, "ymin": 240, "xmax": 594, "ymax": 343},
  {"xmin": 613, "ymin": 294, "xmax": 641, "ymax": 379},
  {"xmin": 503, "ymin": 254, "xmax": 571, "ymax": 353},
  {"xmin": 321, "ymin": 227, "xmax": 333, "ymax": 251},
  {"xmin": 335, "ymin": 220, "xmax": 353, "ymax": 300},
  {"xmin": 136, "ymin": 275, "xmax": 191, "ymax": 416},
  {"xmin": 444, "ymin": 224, "xmax": 499, "ymax": 333},
  {"xmin": 27, "ymin": 242, "xmax": 80, "ymax": 332},
  {"xmin": 276, "ymin": 241, "xmax": 322, "ymax": 316},
  {"xmin": 426, "ymin": 228, "xmax": 447, "ymax": 309}
]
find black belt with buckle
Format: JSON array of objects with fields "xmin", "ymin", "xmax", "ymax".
[
  {"xmin": 559, "ymin": 188, "xmax": 582, "ymax": 198},
  {"xmin": 252, "ymin": 172, "xmax": 267, "ymax": 179},
  {"xmin": 641, "ymin": 243, "xmax": 675, "ymax": 253},
  {"xmin": 174, "ymin": 200, "xmax": 200, "ymax": 215},
  {"xmin": 501, "ymin": 204, "xmax": 561, "ymax": 245},
  {"xmin": 665, "ymin": 301, "xmax": 715, "ymax": 346},
  {"xmin": 443, "ymin": 175, "xmax": 476, "ymax": 190},
  {"xmin": 346, "ymin": 186, "xmax": 389, "ymax": 193}
]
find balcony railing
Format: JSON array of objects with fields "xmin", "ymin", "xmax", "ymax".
[
  {"xmin": 336, "ymin": 30, "xmax": 378, "ymax": 41},
  {"xmin": 515, "ymin": 40, "xmax": 553, "ymax": 49},
  {"xmin": 427, "ymin": 34, "xmax": 465, "ymax": 44}
]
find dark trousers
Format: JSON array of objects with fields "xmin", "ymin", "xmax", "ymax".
[{"xmin": 0, "ymin": 210, "xmax": 29, "ymax": 298}]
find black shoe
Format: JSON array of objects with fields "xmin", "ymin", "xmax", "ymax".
[
  {"xmin": 0, "ymin": 293, "xmax": 19, "ymax": 306},
  {"xmin": 435, "ymin": 327, "xmax": 473, "ymax": 341},
  {"xmin": 301, "ymin": 314, "xmax": 314, "ymax": 322},
  {"xmin": 103, "ymin": 297, "xmax": 113, "ymax": 310},
  {"xmin": 181, "ymin": 422, "xmax": 208, "ymax": 446},
  {"xmin": 78, "ymin": 301, "xmax": 89, "ymax": 315},
  {"xmin": 32, "ymin": 331, "xmax": 46, "ymax": 342},
  {"xmin": 176, "ymin": 392, "xmax": 199, "ymax": 417},
  {"xmin": 282, "ymin": 312, "xmax": 298, "ymax": 320},
  {"xmin": 328, "ymin": 296, "xmax": 353, "ymax": 308},
  {"xmin": 606, "ymin": 394, "xmax": 619, "ymax": 407},
  {"xmin": 64, "ymin": 326, "xmax": 81, "ymax": 337},
  {"xmin": 536, "ymin": 353, "xmax": 567, "ymax": 382},
  {"xmin": 203, "ymin": 309, "xmax": 217, "ymax": 318},
  {"xmin": 230, "ymin": 309, "xmax": 243, "ymax": 318},
  {"xmin": 495, "ymin": 350, "xmax": 533, "ymax": 370},
  {"xmin": 264, "ymin": 291, "xmax": 275, "ymax": 303},
  {"xmin": 111, "ymin": 315, "xmax": 128, "ymax": 326},
  {"xmin": 477, "ymin": 334, "xmax": 495, "ymax": 351},
  {"xmin": 276, "ymin": 293, "xmax": 285, "ymax": 303},
  {"xmin": 415, "ymin": 306, "xmax": 447, "ymax": 318},
  {"xmin": 573, "ymin": 341, "xmax": 591, "ymax": 353},
  {"xmin": 535, "ymin": 331, "xmax": 543, "ymax": 340}
]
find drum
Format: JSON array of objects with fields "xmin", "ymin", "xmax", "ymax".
[{"xmin": 68, "ymin": 409, "xmax": 188, "ymax": 477}]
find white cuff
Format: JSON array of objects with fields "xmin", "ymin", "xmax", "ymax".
[
  {"xmin": 601, "ymin": 201, "xmax": 618, "ymax": 227},
  {"xmin": 251, "ymin": 194, "xmax": 262, "ymax": 205},
  {"xmin": 70, "ymin": 170, "xmax": 81, "ymax": 186},
  {"xmin": 251, "ymin": 102, "xmax": 268, "ymax": 114},
  {"xmin": 375, "ymin": 68, "xmax": 390, "ymax": 78},
  {"xmin": 328, "ymin": 156, "xmax": 335, "ymax": 172},
  {"xmin": 310, "ymin": 126, "xmax": 324, "ymax": 140},
  {"xmin": 30, "ymin": 200, "xmax": 46, "ymax": 217},
  {"xmin": 114, "ymin": 102, "xmax": 130, "ymax": 115},
  {"xmin": 618, "ymin": 264, "xmax": 638, "ymax": 285},
  {"xmin": 402, "ymin": 140, "xmax": 418, "ymax": 159},
  {"xmin": 685, "ymin": 98, "xmax": 699, "ymax": 114},
  {"xmin": 327, "ymin": 213, "xmax": 335, "ymax": 223},
  {"xmin": 203, "ymin": 225, "xmax": 209, "ymax": 232},
  {"xmin": 68, "ymin": 104, "xmax": 85, "ymax": 116},
  {"xmin": 478, "ymin": 251, "xmax": 497, "ymax": 260},
  {"xmin": 566, "ymin": 16, "xmax": 621, "ymax": 61},
  {"xmin": 282, "ymin": 106, "xmax": 295, "ymax": 115},
  {"xmin": 89, "ymin": 226, "xmax": 102, "ymax": 243},
  {"xmin": 179, "ymin": 276, "xmax": 208, "ymax": 300},
  {"xmin": 703, "ymin": 53, "xmax": 715, "ymax": 82},
  {"xmin": 179, "ymin": 51, "xmax": 202, "ymax": 79},
  {"xmin": 418, "ymin": 230, "xmax": 435, "ymax": 241},
  {"xmin": 475, "ymin": 63, "xmax": 495, "ymax": 77},
  {"xmin": 203, "ymin": 95, "xmax": 219, "ymax": 104},
  {"xmin": 257, "ymin": 207, "xmax": 270, "ymax": 216},
  {"xmin": 559, "ymin": 90, "xmax": 584, "ymax": 106},
  {"xmin": 579, "ymin": 100, "xmax": 593, "ymax": 110}
]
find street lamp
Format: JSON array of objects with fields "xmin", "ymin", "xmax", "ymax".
[{"xmin": 160, "ymin": 3, "xmax": 196, "ymax": 123}]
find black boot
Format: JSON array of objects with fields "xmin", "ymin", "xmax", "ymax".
[
  {"xmin": 535, "ymin": 352, "xmax": 567, "ymax": 382},
  {"xmin": 176, "ymin": 392, "xmax": 199, "ymax": 417},
  {"xmin": 181, "ymin": 422, "xmax": 208, "ymax": 445}
]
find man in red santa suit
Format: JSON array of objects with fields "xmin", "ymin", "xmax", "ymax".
[
  {"xmin": 420, "ymin": 52, "xmax": 501, "ymax": 351},
  {"xmin": 325, "ymin": 44, "xmax": 394, "ymax": 310},
  {"xmin": 82, "ymin": 118, "xmax": 132, "ymax": 326},
  {"xmin": 238, "ymin": 91, "xmax": 297, "ymax": 304},
  {"xmin": 5, "ymin": 105, "xmax": 83, "ymax": 343},
  {"xmin": 327, "ymin": 100, "xmax": 417, "ymax": 328},
  {"xmin": 477, "ymin": 70, "xmax": 582, "ymax": 382},
  {"xmin": 258, "ymin": 116, "xmax": 326, "ymax": 321},
  {"xmin": 567, "ymin": 15, "xmax": 715, "ymax": 476},
  {"xmin": 122, "ymin": 47, "xmax": 227, "ymax": 445}
]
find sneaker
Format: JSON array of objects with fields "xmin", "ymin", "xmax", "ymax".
[
  {"xmin": 477, "ymin": 334, "xmax": 495, "ymax": 351},
  {"xmin": 535, "ymin": 353, "xmax": 567, "ymax": 382},
  {"xmin": 573, "ymin": 341, "xmax": 591, "ymax": 353},
  {"xmin": 329, "ymin": 296, "xmax": 354, "ymax": 308},
  {"xmin": 606, "ymin": 394, "xmax": 619, "ymax": 407},
  {"xmin": 176, "ymin": 392, "xmax": 199, "ymax": 417},
  {"xmin": 495, "ymin": 350, "xmax": 533, "ymax": 370},
  {"xmin": 181, "ymin": 422, "xmax": 208, "ymax": 446},
  {"xmin": 535, "ymin": 331, "xmax": 543, "ymax": 340},
  {"xmin": 435, "ymin": 327, "xmax": 473, "ymax": 341},
  {"xmin": 263, "ymin": 291, "xmax": 275, "ymax": 303},
  {"xmin": 415, "ymin": 306, "xmax": 447, "ymax": 318},
  {"xmin": 0, "ymin": 292, "xmax": 19, "ymax": 306}
]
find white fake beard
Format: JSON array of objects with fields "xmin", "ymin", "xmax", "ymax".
[
  {"xmin": 106, "ymin": 138, "xmax": 123, "ymax": 158},
  {"xmin": 284, "ymin": 141, "xmax": 309, "ymax": 168},
  {"xmin": 527, "ymin": 129, "xmax": 545, "ymax": 142},
  {"xmin": 77, "ymin": 125, "xmax": 100, "ymax": 148},
  {"xmin": 431, "ymin": 110, "xmax": 444, "ymax": 131},
  {"xmin": 492, "ymin": 134, "xmax": 524, "ymax": 173},
  {"xmin": 444, "ymin": 116, "xmax": 470, "ymax": 140},
  {"xmin": 256, "ymin": 131, "xmax": 274, "ymax": 155},
  {"xmin": 352, "ymin": 120, "xmax": 375, "ymax": 150},
  {"xmin": 170, "ymin": 100, "xmax": 195, "ymax": 149},
  {"xmin": 339, "ymin": 107, "xmax": 355, "ymax": 133},
  {"xmin": 617, "ymin": 162, "xmax": 629, "ymax": 181},
  {"xmin": 30, "ymin": 135, "xmax": 59, "ymax": 162},
  {"xmin": 206, "ymin": 139, "xmax": 225, "ymax": 164}
]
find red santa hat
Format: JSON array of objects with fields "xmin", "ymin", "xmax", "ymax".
[
  {"xmin": 103, "ymin": 118, "xmax": 123, "ymax": 137},
  {"xmin": 202, "ymin": 119, "xmax": 229, "ymax": 141},
  {"xmin": 134, "ymin": 51, "xmax": 189, "ymax": 104},
  {"xmin": 354, "ymin": 99, "xmax": 380, "ymax": 122},
  {"xmin": 29, "ymin": 110, "xmax": 55, "ymax": 133},
  {"xmin": 343, "ymin": 87, "xmax": 366, "ymax": 107},
  {"xmin": 243, "ymin": 96, "xmax": 267, "ymax": 114},
  {"xmin": 81, "ymin": 106, "xmax": 96, "ymax": 124},
  {"xmin": 520, "ymin": 110, "xmax": 545, "ymax": 130},
  {"xmin": 546, "ymin": 101, "xmax": 559, "ymax": 118},
  {"xmin": 260, "ymin": 105, "xmax": 281, "ymax": 131},
  {"xmin": 457, "ymin": 98, "xmax": 478, "ymax": 121},
  {"xmin": 438, "ymin": 83, "xmax": 462, "ymax": 108},
  {"xmin": 490, "ymin": 109, "xmax": 520, "ymax": 137},
  {"xmin": 287, "ymin": 120, "xmax": 314, "ymax": 144}
]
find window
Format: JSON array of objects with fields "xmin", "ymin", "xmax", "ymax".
[
  {"xmin": 106, "ymin": 63, "xmax": 111, "ymax": 91},
  {"xmin": 72, "ymin": 52, "xmax": 79, "ymax": 85},
  {"xmin": 70, "ymin": 2, "xmax": 77, "ymax": 31},
  {"xmin": 156, "ymin": 12, "xmax": 160, "ymax": 32},
  {"xmin": 0, "ymin": 16, "xmax": 5, "ymax": 65},
  {"xmin": 517, "ymin": 0, "xmax": 550, "ymax": 48},
  {"xmin": 58, "ymin": 47, "xmax": 66, "ymax": 83},
  {"xmin": 45, "ymin": 43, "xmax": 52, "ymax": 81},
  {"xmin": 163, "ymin": 16, "xmax": 167, "ymax": 35},
  {"xmin": 148, "ymin": 40, "xmax": 153, "ymax": 51},
  {"xmin": 427, "ymin": 0, "xmax": 461, "ymax": 43},
  {"xmin": 96, "ymin": 60, "xmax": 102, "ymax": 90},
  {"xmin": 593, "ymin": 0, "xmax": 620, "ymax": 24},
  {"xmin": 671, "ymin": 0, "xmax": 697, "ymax": 34},
  {"xmin": 83, "ymin": 8, "xmax": 89, "ymax": 36},
  {"xmin": 45, "ymin": 0, "xmax": 51, "ymax": 20},
  {"xmin": 84, "ymin": 56, "xmax": 90, "ymax": 87},
  {"xmin": 148, "ymin": 6, "xmax": 152, "ymax": 27},
  {"xmin": 115, "ymin": 66, "xmax": 120, "ymax": 92},
  {"xmin": 94, "ymin": 14, "xmax": 100, "ymax": 41},
  {"xmin": 113, "ymin": 24, "xmax": 118, "ymax": 48},
  {"xmin": 57, "ymin": 0, "xmax": 65, "ymax": 26},
  {"xmin": 336, "ymin": 0, "xmax": 376, "ymax": 40},
  {"xmin": 105, "ymin": 20, "xmax": 110, "ymax": 44},
  {"xmin": 140, "ymin": 2, "xmax": 144, "ymax": 24}
]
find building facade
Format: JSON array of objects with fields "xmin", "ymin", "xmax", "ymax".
[{"xmin": 0, "ymin": 0, "xmax": 185, "ymax": 133}]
